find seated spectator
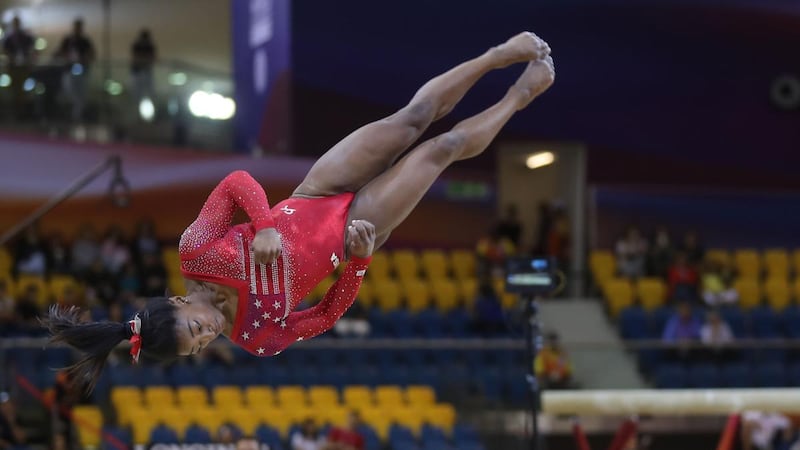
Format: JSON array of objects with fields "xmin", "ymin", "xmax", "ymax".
[
  {"xmin": 700, "ymin": 309, "xmax": 735, "ymax": 363},
  {"xmin": 679, "ymin": 231, "xmax": 705, "ymax": 268},
  {"xmin": 472, "ymin": 279, "xmax": 505, "ymax": 337},
  {"xmin": 647, "ymin": 226, "xmax": 673, "ymax": 278},
  {"xmin": 741, "ymin": 411, "xmax": 793, "ymax": 450},
  {"xmin": 667, "ymin": 252, "xmax": 699, "ymax": 302},
  {"xmin": 476, "ymin": 228, "xmax": 515, "ymax": 278},
  {"xmin": 615, "ymin": 226, "xmax": 648, "ymax": 278},
  {"xmin": 71, "ymin": 225, "xmax": 100, "ymax": 275},
  {"xmin": 662, "ymin": 302, "xmax": 701, "ymax": 361},
  {"xmin": 535, "ymin": 332, "xmax": 573, "ymax": 389},
  {"xmin": 46, "ymin": 232, "xmax": 71, "ymax": 275},
  {"xmin": 100, "ymin": 226, "xmax": 131, "ymax": 274},
  {"xmin": 333, "ymin": 300, "xmax": 371, "ymax": 338},
  {"xmin": 292, "ymin": 418, "xmax": 326, "ymax": 450},
  {"xmin": 701, "ymin": 261, "xmax": 738, "ymax": 307},
  {"xmin": 324, "ymin": 411, "xmax": 365, "ymax": 450},
  {"xmin": 0, "ymin": 392, "xmax": 26, "ymax": 449},
  {"xmin": 14, "ymin": 225, "xmax": 47, "ymax": 276},
  {"xmin": 237, "ymin": 436, "xmax": 260, "ymax": 450}
]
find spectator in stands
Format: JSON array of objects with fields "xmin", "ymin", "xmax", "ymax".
[
  {"xmin": 83, "ymin": 258, "xmax": 118, "ymax": 305},
  {"xmin": 13, "ymin": 225, "xmax": 47, "ymax": 276},
  {"xmin": 217, "ymin": 424, "xmax": 241, "ymax": 445},
  {"xmin": 532, "ymin": 201, "xmax": 553, "ymax": 255},
  {"xmin": 324, "ymin": 411, "xmax": 365, "ymax": 450},
  {"xmin": 741, "ymin": 411, "xmax": 793, "ymax": 450},
  {"xmin": 535, "ymin": 332, "xmax": 573, "ymax": 389},
  {"xmin": 55, "ymin": 18, "xmax": 95, "ymax": 121},
  {"xmin": 495, "ymin": 204, "xmax": 523, "ymax": 248},
  {"xmin": 292, "ymin": 418, "xmax": 326, "ymax": 450},
  {"xmin": 0, "ymin": 392, "xmax": 26, "ymax": 450},
  {"xmin": 130, "ymin": 29, "xmax": 157, "ymax": 103},
  {"xmin": 333, "ymin": 300, "xmax": 371, "ymax": 338},
  {"xmin": 472, "ymin": 278, "xmax": 505, "ymax": 337},
  {"xmin": 679, "ymin": 231, "xmax": 704, "ymax": 268},
  {"xmin": 662, "ymin": 302, "xmax": 701, "ymax": 361},
  {"xmin": 2, "ymin": 17, "xmax": 36, "ymax": 119},
  {"xmin": 139, "ymin": 253, "xmax": 168, "ymax": 297},
  {"xmin": 667, "ymin": 252, "xmax": 699, "ymax": 303},
  {"xmin": 476, "ymin": 228, "xmax": 515, "ymax": 278},
  {"xmin": 700, "ymin": 309, "xmax": 735, "ymax": 363},
  {"xmin": 615, "ymin": 226, "xmax": 648, "ymax": 278},
  {"xmin": 46, "ymin": 232, "xmax": 72, "ymax": 275},
  {"xmin": 0, "ymin": 281, "xmax": 14, "ymax": 331},
  {"xmin": 701, "ymin": 260, "xmax": 738, "ymax": 307},
  {"xmin": 236, "ymin": 436, "xmax": 260, "ymax": 450},
  {"xmin": 100, "ymin": 226, "xmax": 131, "ymax": 274},
  {"xmin": 71, "ymin": 225, "xmax": 100, "ymax": 275},
  {"xmin": 132, "ymin": 220, "xmax": 161, "ymax": 266},
  {"xmin": 647, "ymin": 226, "xmax": 673, "ymax": 278}
]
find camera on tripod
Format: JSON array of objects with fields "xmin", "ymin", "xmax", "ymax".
[{"xmin": 503, "ymin": 256, "xmax": 559, "ymax": 296}]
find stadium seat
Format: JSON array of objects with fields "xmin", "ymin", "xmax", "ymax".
[
  {"xmin": 0, "ymin": 247, "xmax": 12, "ymax": 275},
  {"xmin": 255, "ymin": 425, "xmax": 284, "ymax": 450},
  {"xmin": 619, "ymin": 306, "xmax": 649, "ymax": 340},
  {"xmin": 356, "ymin": 424, "xmax": 381, "ymax": 450},
  {"xmin": 367, "ymin": 251, "xmax": 391, "ymax": 281},
  {"xmin": 213, "ymin": 386, "xmax": 244, "ymax": 408},
  {"xmin": 101, "ymin": 426, "xmax": 132, "ymax": 450},
  {"xmin": 589, "ymin": 250, "xmax": 616, "ymax": 288},
  {"xmin": 421, "ymin": 250, "xmax": 449, "ymax": 280},
  {"xmin": 765, "ymin": 277, "xmax": 791, "ymax": 311},
  {"xmin": 162, "ymin": 247, "xmax": 181, "ymax": 273},
  {"xmin": 705, "ymin": 249, "xmax": 731, "ymax": 268},
  {"xmin": 793, "ymin": 278, "xmax": 800, "ymax": 303},
  {"xmin": 308, "ymin": 386, "xmax": 339, "ymax": 406},
  {"xmin": 253, "ymin": 409, "xmax": 293, "ymax": 436},
  {"xmin": 719, "ymin": 305, "xmax": 747, "ymax": 338},
  {"xmin": 111, "ymin": 387, "xmax": 142, "ymax": 425},
  {"xmin": 405, "ymin": 385, "xmax": 436, "ymax": 406},
  {"xmin": 751, "ymin": 306, "xmax": 781, "ymax": 338},
  {"xmin": 764, "ymin": 249, "xmax": 790, "ymax": 279},
  {"xmin": 73, "ymin": 406, "xmax": 103, "ymax": 447},
  {"xmin": 416, "ymin": 308, "xmax": 446, "ymax": 338},
  {"xmin": 230, "ymin": 366, "xmax": 260, "ymax": 386},
  {"xmin": 734, "ymin": 249, "xmax": 761, "ymax": 279},
  {"xmin": 654, "ymin": 363, "xmax": 687, "ymax": 389},
  {"xmin": 755, "ymin": 362, "xmax": 788, "ymax": 387},
  {"xmin": 602, "ymin": 278, "xmax": 634, "ymax": 317},
  {"xmin": 421, "ymin": 424, "xmax": 448, "ymax": 444},
  {"xmin": 177, "ymin": 386, "xmax": 208, "ymax": 407},
  {"xmin": 244, "ymin": 386, "xmax": 275, "ymax": 407},
  {"xmin": 635, "ymin": 277, "xmax": 666, "ymax": 310},
  {"xmin": 277, "ymin": 385, "xmax": 307, "ymax": 406},
  {"xmin": 48, "ymin": 275, "xmax": 79, "ymax": 301},
  {"xmin": 0, "ymin": 272, "xmax": 15, "ymax": 298},
  {"xmin": 430, "ymin": 279, "xmax": 459, "ymax": 312},
  {"xmin": 788, "ymin": 363, "xmax": 800, "ymax": 387},
  {"xmin": 201, "ymin": 364, "xmax": 233, "ymax": 388},
  {"xmin": 393, "ymin": 407, "xmax": 425, "ymax": 434},
  {"xmin": 156, "ymin": 407, "xmax": 191, "ymax": 437},
  {"xmin": 149, "ymin": 424, "xmax": 180, "ymax": 444},
  {"xmin": 357, "ymin": 279, "xmax": 375, "ymax": 308},
  {"xmin": 423, "ymin": 404, "xmax": 457, "ymax": 432},
  {"xmin": 343, "ymin": 386, "xmax": 373, "ymax": 408},
  {"xmin": 185, "ymin": 408, "xmax": 224, "ymax": 435},
  {"xmin": 392, "ymin": 250, "xmax": 421, "ymax": 281},
  {"xmin": 688, "ymin": 363, "xmax": 721, "ymax": 388},
  {"xmin": 373, "ymin": 279, "xmax": 403, "ymax": 311},
  {"xmin": 733, "ymin": 278, "xmax": 761, "ymax": 309},
  {"xmin": 128, "ymin": 409, "xmax": 159, "ymax": 444},
  {"xmin": 144, "ymin": 386, "xmax": 175, "ymax": 407},
  {"xmin": 458, "ymin": 277, "xmax": 478, "ymax": 306},
  {"xmin": 402, "ymin": 279, "xmax": 432, "ymax": 312},
  {"xmin": 16, "ymin": 274, "xmax": 49, "ymax": 306},
  {"xmin": 168, "ymin": 363, "xmax": 202, "ymax": 387},
  {"xmin": 782, "ymin": 305, "xmax": 800, "ymax": 338},
  {"xmin": 223, "ymin": 407, "xmax": 260, "ymax": 435},
  {"xmin": 389, "ymin": 423, "xmax": 417, "ymax": 444},
  {"xmin": 140, "ymin": 366, "xmax": 168, "ymax": 386},
  {"xmin": 183, "ymin": 424, "xmax": 213, "ymax": 444},
  {"xmin": 721, "ymin": 363, "xmax": 752, "ymax": 388},
  {"xmin": 375, "ymin": 385, "xmax": 405, "ymax": 406},
  {"xmin": 168, "ymin": 276, "xmax": 188, "ymax": 296},
  {"xmin": 450, "ymin": 250, "xmax": 477, "ymax": 281},
  {"xmin": 386, "ymin": 310, "xmax": 415, "ymax": 338},
  {"xmin": 311, "ymin": 276, "xmax": 336, "ymax": 300}
]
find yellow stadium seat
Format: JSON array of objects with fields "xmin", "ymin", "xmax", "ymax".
[
  {"xmin": 764, "ymin": 249, "xmax": 790, "ymax": 279},
  {"xmin": 358, "ymin": 407, "xmax": 391, "ymax": 440},
  {"xmin": 357, "ymin": 279, "xmax": 374, "ymax": 308},
  {"xmin": 308, "ymin": 386, "xmax": 339, "ymax": 406},
  {"xmin": 401, "ymin": 279, "xmax": 431, "ymax": 312},
  {"xmin": 111, "ymin": 387, "xmax": 143, "ymax": 426},
  {"xmin": 311, "ymin": 276, "xmax": 336, "ymax": 300},
  {"xmin": 276, "ymin": 385, "xmax": 307, "ymax": 406},
  {"xmin": 422, "ymin": 403, "xmax": 457, "ymax": 432},
  {"xmin": 765, "ymin": 278, "xmax": 791, "ymax": 311},
  {"xmin": 213, "ymin": 386, "xmax": 244, "ymax": 408},
  {"xmin": 393, "ymin": 406, "xmax": 425, "ymax": 434},
  {"xmin": 73, "ymin": 405, "xmax": 103, "ymax": 447},
  {"xmin": 162, "ymin": 247, "xmax": 181, "ymax": 269},
  {"xmin": 794, "ymin": 279, "xmax": 800, "ymax": 302},
  {"xmin": 793, "ymin": 250, "xmax": 800, "ymax": 277},
  {"xmin": 450, "ymin": 250, "xmax": 476, "ymax": 281},
  {"xmin": 177, "ymin": 386, "xmax": 208, "ymax": 408},
  {"xmin": 144, "ymin": 386, "xmax": 175, "ymax": 407},
  {"xmin": 492, "ymin": 277, "xmax": 505, "ymax": 296},
  {"xmin": 421, "ymin": 250, "xmax": 449, "ymax": 280},
  {"xmin": 16, "ymin": 274, "xmax": 49, "ymax": 306},
  {"xmin": 48, "ymin": 275, "xmax": 79, "ymax": 301},
  {"xmin": 392, "ymin": 250, "xmax": 420, "ymax": 281},
  {"xmin": 405, "ymin": 386, "xmax": 436, "ymax": 406},
  {"xmin": 589, "ymin": 250, "xmax": 616, "ymax": 287},
  {"xmin": 129, "ymin": 410, "xmax": 159, "ymax": 444},
  {"xmin": 734, "ymin": 278, "xmax": 761, "ymax": 309},
  {"xmin": 283, "ymin": 406, "xmax": 317, "ymax": 425},
  {"xmin": 372, "ymin": 279, "xmax": 402, "ymax": 311},
  {"xmin": 222, "ymin": 407, "xmax": 260, "ymax": 435},
  {"xmin": 254, "ymin": 409, "xmax": 294, "ymax": 436},
  {"xmin": 635, "ymin": 277, "xmax": 666, "ymax": 310},
  {"xmin": 245, "ymin": 386, "xmax": 275, "ymax": 407},
  {"xmin": 431, "ymin": 279, "xmax": 459, "ymax": 312},
  {"xmin": 602, "ymin": 278, "xmax": 634, "ymax": 317},
  {"xmin": 734, "ymin": 249, "xmax": 761, "ymax": 279},
  {"xmin": 500, "ymin": 292, "xmax": 517, "ymax": 309},
  {"xmin": 458, "ymin": 277, "xmax": 478, "ymax": 306},
  {"xmin": 374, "ymin": 386, "xmax": 404, "ymax": 406},
  {"xmin": 0, "ymin": 272, "xmax": 15, "ymax": 297},
  {"xmin": 0, "ymin": 247, "xmax": 12, "ymax": 274},
  {"xmin": 155, "ymin": 407, "xmax": 191, "ymax": 437},
  {"xmin": 366, "ymin": 251, "xmax": 391, "ymax": 281},
  {"xmin": 343, "ymin": 386, "xmax": 373, "ymax": 408},
  {"xmin": 169, "ymin": 276, "xmax": 187, "ymax": 296},
  {"xmin": 186, "ymin": 407, "xmax": 223, "ymax": 434},
  {"xmin": 319, "ymin": 406, "xmax": 349, "ymax": 427},
  {"xmin": 705, "ymin": 249, "xmax": 731, "ymax": 268}
]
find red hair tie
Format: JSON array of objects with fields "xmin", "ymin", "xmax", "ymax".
[{"xmin": 129, "ymin": 314, "xmax": 142, "ymax": 364}]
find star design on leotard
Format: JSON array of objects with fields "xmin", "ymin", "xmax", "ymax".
[
  {"xmin": 273, "ymin": 301, "xmax": 281, "ymax": 310},
  {"xmin": 280, "ymin": 321, "xmax": 287, "ymax": 329},
  {"xmin": 262, "ymin": 312, "xmax": 271, "ymax": 320},
  {"xmin": 242, "ymin": 332, "xmax": 250, "ymax": 340},
  {"xmin": 252, "ymin": 320, "xmax": 260, "ymax": 329},
  {"xmin": 273, "ymin": 317, "xmax": 281, "ymax": 323},
  {"xmin": 257, "ymin": 347, "xmax": 265, "ymax": 355},
  {"xmin": 254, "ymin": 300, "xmax": 262, "ymax": 309},
  {"xmin": 274, "ymin": 351, "xmax": 281, "ymax": 355},
  {"xmin": 296, "ymin": 336, "xmax": 304, "ymax": 341}
]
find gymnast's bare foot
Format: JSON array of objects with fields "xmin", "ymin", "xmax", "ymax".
[
  {"xmin": 490, "ymin": 32, "xmax": 551, "ymax": 68},
  {"xmin": 510, "ymin": 56, "xmax": 556, "ymax": 110}
]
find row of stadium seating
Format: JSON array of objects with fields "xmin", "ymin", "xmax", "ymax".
[
  {"xmin": 602, "ymin": 276, "xmax": 800, "ymax": 317},
  {"xmin": 654, "ymin": 361, "xmax": 800, "ymax": 389}
]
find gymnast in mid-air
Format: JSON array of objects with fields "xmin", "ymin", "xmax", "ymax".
[{"xmin": 46, "ymin": 32, "xmax": 555, "ymax": 391}]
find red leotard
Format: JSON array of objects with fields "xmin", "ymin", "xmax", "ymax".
[{"xmin": 179, "ymin": 171, "xmax": 370, "ymax": 356}]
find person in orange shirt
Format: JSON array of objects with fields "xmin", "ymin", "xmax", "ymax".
[{"xmin": 534, "ymin": 332, "xmax": 572, "ymax": 389}]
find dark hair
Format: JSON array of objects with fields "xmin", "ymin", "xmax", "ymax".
[{"xmin": 42, "ymin": 298, "xmax": 178, "ymax": 393}]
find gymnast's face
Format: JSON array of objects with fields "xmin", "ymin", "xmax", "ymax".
[{"xmin": 170, "ymin": 294, "xmax": 225, "ymax": 356}]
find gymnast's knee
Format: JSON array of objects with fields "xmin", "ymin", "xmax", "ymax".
[
  {"xmin": 398, "ymin": 99, "xmax": 436, "ymax": 132},
  {"xmin": 429, "ymin": 131, "xmax": 466, "ymax": 164}
]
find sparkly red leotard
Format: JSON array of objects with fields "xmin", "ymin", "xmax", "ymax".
[{"xmin": 179, "ymin": 171, "xmax": 370, "ymax": 356}]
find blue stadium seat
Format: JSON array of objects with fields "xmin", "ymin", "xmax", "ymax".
[
  {"xmin": 421, "ymin": 424, "xmax": 448, "ymax": 444},
  {"xmin": 421, "ymin": 441, "xmax": 451, "ymax": 450},
  {"xmin": 453, "ymin": 423, "xmax": 480, "ymax": 447},
  {"xmin": 476, "ymin": 367, "xmax": 503, "ymax": 400},
  {"xmin": 409, "ymin": 367, "xmax": 441, "ymax": 392},
  {"xmin": 310, "ymin": 347, "xmax": 339, "ymax": 366},
  {"xmin": 398, "ymin": 348, "xmax": 426, "ymax": 370},
  {"xmin": 721, "ymin": 363, "xmax": 753, "ymax": 388},
  {"xmin": 755, "ymin": 362, "xmax": 788, "ymax": 387},
  {"xmin": 368, "ymin": 310, "xmax": 389, "ymax": 338},
  {"xmin": 202, "ymin": 365, "xmax": 233, "ymax": 388},
  {"xmin": 650, "ymin": 306, "xmax": 673, "ymax": 339},
  {"xmin": 342, "ymin": 349, "xmax": 369, "ymax": 366},
  {"xmin": 231, "ymin": 346, "xmax": 254, "ymax": 364},
  {"xmin": 325, "ymin": 366, "xmax": 349, "ymax": 390},
  {"xmin": 389, "ymin": 424, "xmax": 417, "ymax": 446},
  {"xmin": 620, "ymin": 306, "xmax": 649, "ymax": 340},
  {"xmin": 291, "ymin": 364, "xmax": 322, "ymax": 387},
  {"xmin": 387, "ymin": 310, "xmax": 415, "ymax": 338},
  {"xmin": 751, "ymin": 306, "xmax": 781, "ymax": 338},
  {"xmin": 102, "ymin": 426, "xmax": 132, "ymax": 450},
  {"xmin": 382, "ymin": 365, "xmax": 412, "ymax": 387},
  {"xmin": 719, "ymin": 306, "xmax": 747, "ymax": 338},
  {"xmin": 92, "ymin": 369, "xmax": 113, "ymax": 403},
  {"xmin": 150, "ymin": 425, "xmax": 180, "ymax": 444},
  {"xmin": 184, "ymin": 425, "xmax": 213, "ymax": 444},
  {"xmin": 394, "ymin": 443, "xmax": 420, "ymax": 450},
  {"xmin": 255, "ymin": 425, "xmax": 284, "ymax": 450},
  {"xmin": 442, "ymin": 363, "xmax": 471, "ymax": 390},
  {"xmin": 457, "ymin": 443, "xmax": 486, "ymax": 450},
  {"xmin": 109, "ymin": 365, "xmax": 137, "ymax": 387},
  {"xmin": 688, "ymin": 363, "xmax": 721, "ymax": 388},
  {"xmin": 446, "ymin": 308, "xmax": 471, "ymax": 338},
  {"xmin": 351, "ymin": 363, "xmax": 381, "ymax": 387},
  {"xmin": 230, "ymin": 366, "xmax": 260, "ymax": 387},
  {"xmin": 787, "ymin": 363, "xmax": 800, "ymax": 387},
  {"xmin": 506, "ymin": 376, "xmax": 528, "ymax": 407},
  {"xmin": 781, "ymin": 306, "xmax": 800, "ymax": 339},
  {"xmin": 285, "ymin": 349, "xmax": 311, "ymax": 367},
  {"xmin": 260, "ymin": 364, "xmax": 291, "ymax": 387},
  {"xmin": 355, "ymin": 424, "xmax": 381, "ymax": 450},
  {"xmin": 169, "ymin": 363, "xmax": 202, "ymax": 386},
  {"xmin": 654, "ymin": 363, "xmax": 687, "ymax": 389},
  {"xmin": 140, "ymin": 366, "xmax": 167, "ymax": 386},
  {"xmin": 416, "ymin": 309, "xmax": 446, "ymax": 338}
]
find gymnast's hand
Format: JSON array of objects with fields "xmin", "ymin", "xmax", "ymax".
[
  {"xmin": 347, "ymin": 220, "xmax": 376, "ymax": 259},
  {"xmin": 252, "ymin": 227, "xmax": 282, "ymax": 264}
]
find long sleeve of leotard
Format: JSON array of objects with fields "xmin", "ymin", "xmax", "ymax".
[
  {"xmin": 180, "ymin": 170, "xmax": 275, "ymax": 257},
  {"xmin": 285, "ymin": 256, "xmax": 371, "ymax": 340}
]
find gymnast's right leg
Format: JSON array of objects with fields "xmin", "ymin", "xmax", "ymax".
[{"xmin": 293, "ymin": 32, "xmax": 550, "ymax": 197}]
